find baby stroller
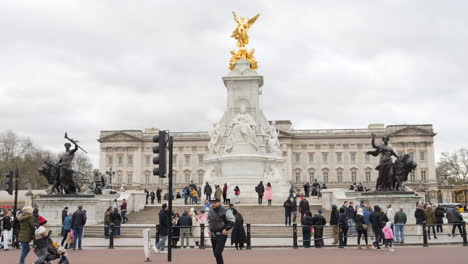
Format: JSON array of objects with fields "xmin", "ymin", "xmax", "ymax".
[{"xmin": 34, "ymin": 237, "xmax": 70, "ymax": 264}]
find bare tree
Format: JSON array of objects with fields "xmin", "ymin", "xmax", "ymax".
[{"xmin": 437, "ymin": 148, "xmax": 468, "ymax": 184}]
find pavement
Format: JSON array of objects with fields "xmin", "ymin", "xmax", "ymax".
[{"xmin": 1, "ymin": 246, "xmax": 467, "ymax": 264}]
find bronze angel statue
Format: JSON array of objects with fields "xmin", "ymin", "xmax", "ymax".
[{"xmin": 231, "ymin": 12, "xmax": 260, "ymax": 48}]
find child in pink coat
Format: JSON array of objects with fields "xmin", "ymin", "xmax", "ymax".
[
  {"xmin": 382, "ymin": 222, "xmax": 394, "ymax": 250},
  {"xmin": 264, "ymin": 183, "xmax": 273, "ymax": 206}
]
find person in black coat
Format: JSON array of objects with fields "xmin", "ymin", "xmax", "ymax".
[
  {"xmin": 303, "ymin": 183, "xmax": 310, "ymax": 197},
  {"xmin": 154, "ymin": 204, "xmax": 169, "ymax": 252},
  {"xmin": 434, "ymin": 206, "xmax": 445, "ymax": 233},
  {"xmin": 204, "ymin": 182, "xmax": 213, "ymax": 201},
  {"xmin": 299, "ymin": 198, "xmax": 310, "ymax": 222},
  {"xmin": 330, "ymin": 204, "xmax": 339, "ymax": 245},
  {"xmin": 110, "ymin": 208, "xmax": 122, "ymax": 236},
  {"xmin": 355, "ymin": 208, "xmax": 369, "ymax": 249},
  {"xmin": 172, "ymin": 213, "xmax": 180, "ymax": 248},
  {"xmin": 156, "ymin": 188, "xmax": 162, "ymax": 204},
  {"xmin": 311, "ymin": 210, "xmax": 327, "ymax": 248},
  {"xmin": 150, "ymin": 191, "xmax": 156, "ymax": 205},
  {"xmin": 283, "ymin": 198, "xmax": 293, "ymax": 226},
  {"xmin": 255, "ymin": 181, "xmax": 265, "ymax": 205},
  {"xmin": 145, "ymin": 189, "xmax": 149, "ymax": 205},
  {"xmin": 414, "ymin": 205, "xmax": 426, "ymax": 238},
  {"xmin": 338, "ymin": 207, "xmax": 348, "ymax": 247},
  {"xmin": 230, "ymin": 210, "xmax": 247, "ymax": 250},
  {"xmin": 301, "ymin": 211, "xmax": 313, "ymax": 248},
  {"xmin": 370, "ymin": 205, "xmax": 384, "ymax": 249}
]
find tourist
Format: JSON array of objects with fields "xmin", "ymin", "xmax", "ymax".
[
  {"xmin": 347, "ymin": 202, "xmax": 356, "ymax": 236},
  {"xmin": 190, "ymin": 208, "xmax": 200, "ymax": 247},
  {"xmin": 363, "ymin": 205, "xmax": 373, "ymax": 240},
  {"xmin": 112, "ymin": 199, "xmax": 119, "ymax": 211},
  {"xmin": 202, "ymin": 199, "xmax": 211, "ymax": 211},
  {"xmin": 255, "ymin": 181, "xmax": 265, "ymax": 205},
  {"xmin": 156, "ymin": 188, "xmax": 162, "ymax": 204},
  {"xmin": 312, "ymin": 179, "xmax": 320, "ymax": 196},
  {"xmin": 370, "ymin": 205, "xmax": 384, "ymax": 249},
  {"xmin": 414, "ymin": 204, "xmax": 426, "ymax": 239},
  {"xmin": 451, "ymin": 205, "xmax": 464, "ymax": 237},
  {"xmin": 424, "ymin": 204, "xmax": 437, "ymax": 239},
  {"xmin": 299, "ymin": 197, "xmax": 310, "ymax": 222},
  {"xmin": 207, "ymin": 198, "xmax": 235, "ymax": 264},
  {"xmin": 204, "ymin": 182, "xmax": 213, "ymax": 201},
  {"xmin": 288, "ymin": 185, "xmax": 294, "ymax": 199},
  {"xmin": 291, "ymin": 197, "xmax": 298, "ymax": 223},
  {"xmin": 61, "ymin": 212, "xmax": 72, "ymax": 248},
  {"xmin": 172, "ymin": 213, "xmax": 180, "ymax": 248},
  {"xmin": 434, "ymin": 205, "xmax": 445, "ymax": 233},
  {"xmin": 191, "ymin": 188, "xmax": 199, "ymax": 204},
  {"xmin": 104, "ymin": 207, "xmax": 112, "ymax": 237},
  {"xmin": 215, "ymin": 185, "xmax": 223, "ymax": 201},
  {"xmin": 110, "ymin": 208, "xmax": 121, "ymax": 236},
  {"xmin": 183, "ymin": 186, "xmax": 189, "ymax": 205},
  {"xmin": 311, "ymin": 210, "xmax": 326, "ymax": 248},
  {"xmin": 338, "ymin": 207, "xmax": 348, "ymax": 248},
  {"xmin": 178, "ymin": 211, "xmax": 192, "ymax": 248},
  {"xmin": 198, "ymin": 186, "xmax": 202, "ymax": 201},
  {"xmin": 61, "ymin": 207, "xmax": 68, "ymax": 236},
  {"xmin": 265, "ymin": 182, "xmax": 273, "ymax": 206},
  {"xmin": 301, "ymin": 211, "xmax": 313, "ymax": 248},
  {"xmin": 357, "ymin": 183, "xmax": 364, "ymax": 192},
  {"xmin": 355, "ymin": 207, "xmax": 369, "ymax": 249},
  {"xmin": 231, "ymin": 210, "xmax": 247, "ymax": 250},
  {"xmin": 382, "ymin": 222, "xmax": 394, "ymax": 250},
  {"xmin": 385, "ymin": 204, "xmax": 394, "ymax": 229},
  {"xmin": 199, "ymin": 209, "xmax": 209, "ymax": 247},
  {"xmin": 394, "ymin": 207, "xmax": 407, "ymax": 244},
  {"xmin": 1, "ymin": 210, "xmax": 12, "ymax": 250},
  {"xmin": 120, "ymin": 199, "xmax": 128, "ymax": 224},
  {"xmin": 71, "ymin": 205, "xmax": 87, "ymax": 250},
  {"xmin": 330, "ymin": 204, "xmax": 339, "ymax": 245},
  {"xmin": 222, "ymin": 183, "xmax": 228, "ymax": 204},
  {"xmin": 234, "ymin": 186, "xmax": 240, "ymax": 204},
  {"xmin": 145, "ymin": 189, "xmax": 149, "ymax": 204},
  {"xmin": 33, "ymin": 216, "xmax": 50, "ymax": 264},
  {"xmin": 303, "ymin": 182, "xmax": 310, "ymax": 197},
  {"xmin": 18, "ymin": 206, "xmax": 34, "ymax": 264},
  {"xmin": 33, "ymin": 207, "xmax": 40, "ymax": 227},
  {"xmin": 154, "ymin": 204, "xmax": 169, "ymax": 253},
  {"xmin": 283, "ymin": 198, "xmax": 293, "ymax": 226},
  {"xmin": 12, "ymin": 211, "xmax": 20, "ymax": 249},
  {"xmin": 150, "ymin": 190, "xmax": 156, "ymax": 205}
]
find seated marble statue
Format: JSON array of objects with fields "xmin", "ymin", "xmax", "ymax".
[{"xmin": 225, "ymin": 105, "xmax": 258, "ymax": 152}]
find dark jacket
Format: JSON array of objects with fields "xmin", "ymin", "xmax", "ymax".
[
  {"xmin": 110, "ymin": 212, "xmax": 121, "ymax": 226},
  {"xmin": 338, "ymin": 213, "xmax": 348, "ymax": 228},
  {"xmin": 414, "ymin": 208, "xmax": 426, "ymax": 224},
  {"xmin": 156, "ymin": 189, "xmax": 162, "ymax": 199},
  {"xmin": 231, "ymin": 214, "xmax": 247, "ymax": 245},
  {"xmin": 311, "ymin": 214, "xmax": 327, "ymax": 227},
  {"xmin": 18, "ymin": 214, "xmax": 35, "ymax": 242},
  {"xmin": 346, "ymin": 206, "xmax": 355, "ymax": 220},
  {"xmin": 355, "ymin": 214, "xmax": 366, "ymax": 231},
  {"xmin": 159, "ymin": 210, "xmax": 169, "ymax": 236},
  {"xmin": 424, "ymin": 208, "xmax": 436, "ymax": 224},
  {"xmin": 1, "ymin": 215, "xmax": 12, "ymax": 230},
  {"xmin": 208, "ymin": 206, "xmax": 235, "ymax": 233},
  {"xmin": 204, "ymin": 184, "xmax": 212, "ymax": 195},
  {"xmin": 329, "ymin": 205, "xmax": 339, "ymax": 226},
  {"xmin": 291, "ymin": 200, "xmax": 298, "ymax": 212},
  {"xmin": 71, "ymin": 209, "xmax": 87, "ymax": 228},
  {"xmin": 63, "ymin": 215, "xmax": 72, "ymax": 231},
  {"xmin": 452, "ymin": 210, "xmax": 463, "ymax": 223},
  {"xmin": 370, "ymin": 210, "xmax": 384, "ymax": 228},
  {"xmin": 302, "ymin": 215, "xmax": 314, "ymax": 231},
  {"xmin": 299, "ymin": 199, "xmax": 310, "ymax": 213},
  {"xmin": 394, "ymin": 210, "xmax": 407, "ymax": 224},
  {"xmin": 283, "ymin": 200, "xmax": 293, "ymax": 213},
  {"xmin": 178, "ymin": 214, "xmax": 192, "ymax": 227},
  {"xmin": 256, "ymin": 184, "xmax": 265, "ymax": 196},
  {"xmin": 434, "ymin": 207, "xmax": 445, "ymax": 224}
]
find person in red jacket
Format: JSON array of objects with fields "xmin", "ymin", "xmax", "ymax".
[{"xmin": 120, "ymin": 199, "xmax": 128, "ymax": 224}]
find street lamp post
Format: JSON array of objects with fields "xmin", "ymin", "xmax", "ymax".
[{"xmin": 106, "ymin": 168, "xmax": 115, "ymax": 186}]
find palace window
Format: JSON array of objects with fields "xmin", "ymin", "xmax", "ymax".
[
  {"xmin": 336, "ymin": 152, "xmax": 342, "ymax": 162},
  {"xmin": 128, "ymin": 155, "xmax": 133, "ymax": 166},
  {"xmin": 308, "ymin": 152, "xmax": 314, "ymax": 163},
  {"xmin": 145, "ymin": 156, "xmax": 151, "ymax": 166},
  {"xmin": 145, "ymin": 173, "xmax": 150, "ymax": 185},
  {"xmin": 337, "ymin": 171, "xmax": 343, "ymax": 183},
  {"xmin": 295, "ymin": 153, "xmax": 301, "ymax": 163},
  {"xmin": 323, "ymin": 171, "xmax": 329, "ymax": 184},
  {"xmin": 107, "ymin": 156, "xmax": 113, "ymax": 167},
  {"xmin": 309, "ymin": 171, "xmax": 315, "ymax": 183},
  {"xmin": 351, "ymin": 171, "xmax": 357, "ymax": 183},
  {"xmin": 185, "ymin": 155, "xmax": 191, "ymax": 166},
  {"xmin": 421, "ymin": 171, "xmax": 427, "ymax": 183},
  {"xmin": 198, "ymin": 155, "xmax": 204, "ymax": 164},
  {"xmin": 198, "ymin": 172, "xmax": 204, "ymax": 184},
  {"xmin": 351, "ymin": 152, "xmax": 356, "ymax": 163},
  {"xmin": 173, "ymin": 155, "xmax": 177, "ymax": 165},
  {"xmin": 118, "ymin": 156, "xmax": 123, "ymax": 167},
  {"xmin": 117, "ymin": 172, "xmax": 123, "ymax": 184},
  {"xmin": 409, "ymin": 152, "xmax": 414, "ymax": 160},
  {"xmin": 364, "ymin": 152, "xmax": 370, "ymax": 162},
  {"xmin": 184, "ymin": 173, "xmax": 190, "ymax": 184},
  {"xmin": 410, "ymin": 171, "xmax": 416, "ymax": 182},
  {"xmin": 365, "ymin": 172, "xmax": 371, "ymax": 183},
  {"xmin": 173, "ymin": 173, "xmax": 177, "ymax": 184},
  {"xmin": 420, "ymin": 152, "xmax": 425, "ymax": 161},
  {"xmin": 295, "ymin": 171, "xmax": 301, "ymax": 183},
  {"xmin": 127, "ymin": 172, "xmax": 133, "ymax": 185},
  {"xmin": 322, "ymin": 152, "xmax": 328, "ymax": 163}
]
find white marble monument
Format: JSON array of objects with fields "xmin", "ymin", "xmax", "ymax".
[{"xmin": 204, "ymin": 59, "xmax": 290, "ymax": 201}]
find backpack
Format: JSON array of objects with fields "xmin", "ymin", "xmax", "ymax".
[{"xmin": 255, "ymin": 186, "xmax": 259, "ymax": 193}]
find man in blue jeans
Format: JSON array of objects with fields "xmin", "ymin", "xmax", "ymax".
[
  {"xmin": 71, "ymin": 205, "xmax": 87, "ymax": 250},
  {"xmin": 394, "ymin": 207, "xmax": 407, "ymax": 243},
  {"xmin": 153, "ymin": 204, "xmax": 169, "ymax": 253}
]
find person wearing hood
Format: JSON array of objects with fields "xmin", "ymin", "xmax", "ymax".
[
  {"xmin": 424, "ymin": 205, "xmax": 437, "ymax": 239},
  {"xmin": 178, "ymin": 211, "xmax": 192, "ymax": 248},
  {"xmin": 255, "ymin": 181, "xmax": 265, "ymax": 205},
  {"xmin": 414, "ymin": 205, "xmax": 426, "ymax": 239},
  {"xmin": 301, "ymin": 211, "xmax": 313, "ymax": 248},
  {"xmin": 382, "ymin": 222, "xmax": 394, "ymax": 250},
  {"xmin": 370, "ymin": 205, "xmax": 383, "ymax": 249},
  {"xmin": 311, "ymin": 210, "xmax": 327, "ymax": 248},
  {"xmin": 355, "ymin": 207, "xmax": 369, "ymax": 249},
  {"xmin": 204, "ymin": 182, "xmax": 213, "ymax": 201},
  {"xmin": 434, "ymin": 205, "xmax": 445, "ymax": 234},
  {"xmin": 61, "ymin": 212, "xmax": 73, "ymax": 249},
  {"xmin": 329, "ymin": 204, "xmax": 339, "ymax": 245},
  {"xmin": 338, "ymin": 207, "xmax": 349, "ymax": 247},
  {"xmin": 18, "ymin": 206, "xmax": 35, "ymax": 264}
]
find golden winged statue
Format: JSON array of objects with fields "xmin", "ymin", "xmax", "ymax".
[{"xmin": 229, "ymin": 12, "xmax": 260, "ymax": 71}]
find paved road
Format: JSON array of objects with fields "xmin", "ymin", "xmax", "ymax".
[{"xmin": 2, "ymin": 247, "xmax": 467, "ymax": 264}]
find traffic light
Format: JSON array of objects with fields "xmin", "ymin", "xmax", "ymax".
[
  {"xmin": 153, "ymin": 131, "xmax": 167, "ymax": 178},
  {"xmin": 3, "ymin": 171, "xmax": 13, "ymax": 195}
]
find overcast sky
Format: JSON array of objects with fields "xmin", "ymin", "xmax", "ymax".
[{"xmin": 1, "ymin": 0, "xmax": 467, "ymax": 167}]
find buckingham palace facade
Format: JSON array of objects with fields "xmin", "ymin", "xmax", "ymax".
[{"xmin": 98, "ymin": 122, "xmax": 437, "ymax": 193}]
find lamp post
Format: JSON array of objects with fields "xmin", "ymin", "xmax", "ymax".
[{"xmin": 106, "ymin": 168, "xmax": 115, "ymax": 186}]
